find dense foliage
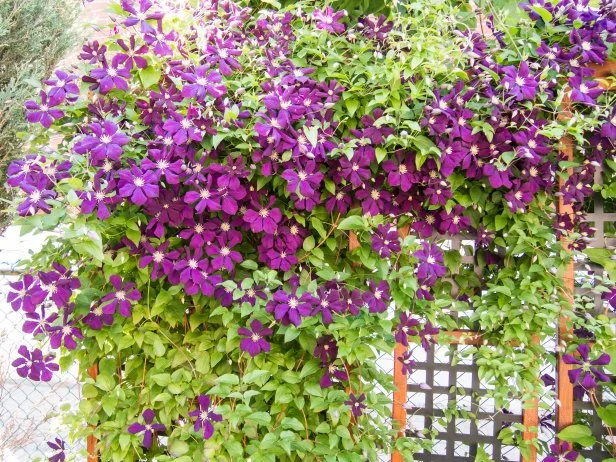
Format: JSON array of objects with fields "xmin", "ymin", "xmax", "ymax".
[
  {"xmin": 0, "ymin": 0, "xmax": 80, "ymax": 232},
  {"xmin": 4, "ymin": 0, "xmax": 616, "ymax": 460}
]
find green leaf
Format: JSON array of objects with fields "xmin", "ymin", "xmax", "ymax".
[
  {"xmin": 243, "ymin": 369, "xmax": 271, "ymax": 385},
  {"xmin": 151, "ymin": 373, "xmax": 171, "ymax": 386},
  {"xmin": 530, "ymin": 5, "xmax": 553, "ymax": 22},
  {"xmin": 247, "ymin": 412, "xmax": 271, "ymax": 426},
  {"xmin": 139, "ymin": 66, "xmax": 161, "ymax": 89},
  {"xmin": 282, "ymin": 417, "xmax": 304, "ymax": 431},
  {"xmin": 217, "ymin": 374, "xmax": 240, "ymax": 386},
  {"xmin": 345, "ymin": 98, "xmax": 360, "ymax": 117},
  {"xmin": 303, "ymin": 235, "xmax": 315, "ymax": 252},
  {"xmin": 338, "ymin": 215, "xmax": 365, "ymax": 231},
  {"xmin": 557, "ymin": 424, "xmax": 596, "ymax": 447},
  {"xmin": 596, "ymin": 405, "xmax": 616, "ymax": 427}
]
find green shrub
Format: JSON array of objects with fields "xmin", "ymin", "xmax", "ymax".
[{"xmin": 0, "ymin": 0, "xmax": 80, "ymax": 231}]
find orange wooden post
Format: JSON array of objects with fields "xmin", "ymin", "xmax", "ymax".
[
  {"xmin": 87, "ymin": 364, "xmax": 99, "ymax": 462},
  {"xmin": 522, "ymin": 335, "xmax": 541, "ymax": 462}
]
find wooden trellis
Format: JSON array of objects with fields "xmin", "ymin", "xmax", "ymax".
[{"xmin": 83, "ymin": 63, "xmax": 615, "ymax": 462}]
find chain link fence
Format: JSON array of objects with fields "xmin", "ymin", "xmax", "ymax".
[{"xmin": 0, "ymin": 227, "xmax": 81, "ymax": 461}]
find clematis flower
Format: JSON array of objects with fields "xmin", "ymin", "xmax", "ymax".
[
  {"xmin": 143, "ymin": 26, "xmax": 177, "ymax": 57},
  {"xmin": 312, "ymin": 286, "xmax": 344, "ymax": 325},
  {"xmin": 100, "ymin": 275, "xmax": 141, "ymax": 317},
  {"xmin": 562, "ymin": 343, "xmax": 610, "ymax": 391},
  {"xmin": 74, "ymin": 121, "xmax": 130, "ymax": 164},
  {"xmin": 44, "ymin": 70, "xmax": 80, "ymax": 105},
  {"xmin": 47, "ymin": 437, "xmax": 66, "ymax": 462},
  {"xmin": 320, "ymin": 362, "xmax": 348, "ymax": 388},
  {"xmin": 37, "ymin": 263, "xmax": 80, "ymax": 309},
  {"xmin": 363, "ymin": 280, "xmax": 390, "ymax": 313},
  {"xmin": 138, "ymin": 241, "xmax": 179, "ymax": 280},
  {"xmin": 243, "ymin": 197, "xmax": 282, "ymax": 234},
  {"xmin": 383, "ymin": 151, "xmax": 417, "ymax": 191},
  {"xmin": 395, "ymin": 312, "xmax": 420, "ymax": 346},
  {"xmin": 238, "ymin": 320, "xmax": 272, "ymax": 357},
  {"xmin": 205, "ymin": 36, "xmax": 242, "ymax": 76},
  {"xmin": 206, "ymin": 234, "xmax": 243, "ymax": 272},
  {"xmin": 359, "ymin": 14, "xmax": 393, "ymax": 42},
  {"xmin": 281, "ymin": 161, "xmax": 324, "ymax": 196},
  {"xmin": 7, "ymin": 274, "xmax": 46, "ymax": 312},
  {"xmin": 181, "ymin": 65, "xmax": 226, "ymax": 101},
  {"xmin": 569, "ymin": 71, "xmax": 603, "ymax": 105},
  {"xmin": 183, "ymin": 175, "xmax": 221, "ymax": 213},
  {"xmin": 311, "ymin": 333, "xmax": 338, "ymax": 364},
  {"xmin": 128, "ymin": 409, "xmax": 166, "ymax": 449},
  {"xmin": 12, "ymin": 345, "xmax": 59, "ymax": 381},
  {"xmin": 600, "ymin": 109, "xmax": 616, "ymax": 139},
  {"xmin": 48, "ymin": 306, "xmax": 83, "ymax": 350},
  {"xmin": 189, "ymin": 395, "xmax": 222, "ymax": 440},
  {"xmin": 414, "ymin": 242, "xmax": 447, "ymax": 280},
  {"xmin": 89, "ymin": 55, "xmax": 131, "ymax": 94},
  {"xmin": 116, "ymin": 35, "xmax": 149, "ymax": 70},
  {"xmin": 439, "ymin": 205, "xmax": 471, "ymax": 235},
  {"xmin": 121, "ymin": 0, "xmax": 163, "ymax": 32},
  {"xmin": 22, "ymin": 307, "xmax": 57, "ymax": 336},
  {"xmin": 419, "ymin": 322, "xmax": 439, "ymax": 351},
  {"xmin": 266, "ymin": 284, "xmax": 317, "ymax": 327},
  {"xmin": 25, "ymin": 91, "xmax": 64, "ymax": 128},
  {"xmin": 345, "ymin": 393, "xmax": 367, "ymax": 417},
  {"xmin": 83, "ymin": 303, "xmax": 115, "ymax": 330},
  {"xmin": 118, "ymin": 162, "xmax": 159, "ymax": 206},
  {"xmin": 313, "ymin": 6, "xmax": 346, "ymax": 34},
  {"xmin": 79, "ymin": 176, "xmax": 117, "ymax": 220},
  {"xmin": 602, "ymin": 287, "xmax": 616, "ymax": 310},
  {"xmin": 501, "ymin": 61, "xmax": 538, "ymax": 101},
  {"xmin": 543, "ymin": 441, "xmax": 578, "ymax": 462},
  {"xmin": 371, "ymin": 224, "xmax": 400, "ymax": 258},
  {"xmin": 398, "ymin": 351, "xmax": 416, "ymax": 375}
]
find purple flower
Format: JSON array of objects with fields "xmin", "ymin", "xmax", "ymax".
[
  {"xmin": 100, "ymin": 275, "xmax": 141, "ymax": 317},
  {"xmin": 562, "ymin": 343, "xmax": 610, "ymax": 391},
  {"xmin": 397, "ymin": 351, "xmax": 416, "ymax": 375},
  {"xmin": 569, "ymin": 71, "xmax": 603, "ymax": 105},
  {"xmin": 414, "ymin": 242, "xmax": 447, "ymax": 281},
  {"xmin": 24, "ymin": 91, "xmax": 64, "ymax": 128},
  {"xmin": 395, "ymin": 312, "xmax": 420, "ymax": 346},
  {"xmin": 181, "ymin": 65, "xmax": 226, "ymax": 101},
  {"xmin": 505, "ymin": 180, "xmax": 537, "ymax": 213},
  {"xmin": 419, "ymin": 322, "xmax": 439, "ymax": 351},
  {"xmin": 207, "ymin": 234, "xmax": 243, "ymax": 272},
  {"xmin": 501, "ymin": 61, "xmax": 538, "ymax": 101},
  {"xmin": 188, "ymin": 395, "xmax": 222, "ymax": 440},
  {"xmin": 7, "ymin": 274, "xmax": 46, "ymax": 312},
  {"xmin": 74, "ymin": 121, "xmax": 130, "ymax": 164},
  {"xmin": 38, "ymin": 263, "xmax": 80, "ymax": 309},
  {"xmin": 118, "ymin": 162, "xmax": 159, "ymax": 206},
  {"xmin": 312, "ymin": 286, "xmax": 344, "ymax": 325},
  {"xmin": 44, "ymin": 70, "xmax": 80, "ymax": 104},
  {"xmin": 320, "ymin": 362, "xmax": 348, "ymax": 388},
  {"xmin": 359, "ymin": 14, "xmax": 393, "ymax": 42},
  {"xmin": 543, "ymin": 441, "xmax": 578, "ymax": 462},
  {"xmin": 83, "ymin": 303, "xmax": 115, "ymax": 330},
  {"xmin": 314, "ymin": 335, "xmax": 338, "ymax": 363},
  {"xmin": 266, "ymin": 284, "xmax": 317, "ymax": 327},
  {"xmin": 602, "ymin": 286, "xmax": 616, "ymax": 310},
  {"xmin": 23, "ymin": 307, "xmax": 57, "ymax": 336},
  {"xmin": 344, "ymin": 393, "xmax": 367, "ymax": 417},
  {"xmin": 313, "ymin": 7, "xmax": 346, "ymax": 34},
  {"xmin": 439, "ymin": 205, "xmax": 470, "ymax": 235},
  {"xmin": 363, "ymin": 280, "xmax": 390, "ymax": 313},
  {"xmin": 89, "ymin": 55, "xmax": 131, "ymax": 94},
  {"xmin": 476, "ymin": 225, "xmax": 495, "ymax": 247},
  {"xmin": 143, "ymin": 26, "xmax": 177, "ymax": 57},
  {"xmin": 49, "ymin": 307, "xmax": 83, "ymax": 350},
  {"xmin": 205, "ymin": 36, "xmax": 242, "ymax": 76},
  {"xmin": 238, "ymin": 320, "xmax": 272, "ymax": 357},
  {"xmin": 12, "ymin": 345, "xmax": 59, "ymax": 382},
  {"xmin": 371, "ymin": 224, "xmax": 400, "ymax": 258},
  {"xmin": 600, "ymin": 109, "xmax": 616, "ymax": 139},
  {"xmin": 47, "ymin": 437, "xmax": 66, "ymax": 462},
  {"xmin": 183, "ymin": 176, "xmax": 221, "ymax": 213},
  {"xmin": 121, "ymin": 0, "xmax": 163, "ymax": 32},
  {"xmin": 383, "ymin": 151, "xmax": 417, "ymax": 191},
  {"xmin": 128, "ymin": 409, "xmax": 166, "ymax": 449},
  {"xmin": 243, "ymin": 197, "xmax": 282, "ymax": 234},
  {"xmin": 79, "ymin": 175, "xmax": 117, "ymax": 220},
  {"xmin": 138, "ymin": 241, "xmax": 179, "ymax": 280},
  {"xmin": 116, "ymin": 35, "xmax": 149, "ymax": 70},
  {"xmin": 281, "ymin": 161, "xmax": 324, "ymax": 197},
  {"xmin": 17, "ymin": 177, "xmax": 56, "ymax": 216}
]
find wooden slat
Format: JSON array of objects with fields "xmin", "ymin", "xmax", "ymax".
[{"xmin": 87, "ymin": 364, "xmax": 99, "ymax": 462}]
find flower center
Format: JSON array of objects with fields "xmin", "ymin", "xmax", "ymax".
[
  {"xmin": 220, "ymin": 246, "xmax": 230, "ymax": 256},
  {"xmin": 427, "ymin": 256, "xmax": 436, "ymax": 264},
  {"xmin": 288, "ymin": 297, "xmax": 298, "ymax": 309},
  {"xmin": 115, "ymin": 290, "xmax": 126, "ymax": 300},
  {"xmin": 133, "ymin": 177, "xmax": 145, "ymax": 187},
  {"xmin": 514, "ymin": 191, "xmax": 523, "ymax": 200},
  {"xmin": 515, "ymin": 76, "xmax": 524, "ymax": 86},
  {"xmin": 156, "ymin": 160, "xmax": 169, "ymax": 170},
  {"xmin": 188, "ymin": 259, "xmax": 198, "ymax": 269},
  {"xmin": 196, "ymin": 77, "xmax": 208, "ymax": 86},
  {"xmin": 100, "ymin": 135, "xmax": 112, "ymax": 144},
  {"xmin": 30, "ymin": 190, "xmax": 42, "ymax": 202},
  {"xmin": 153, "ymin": 251, "xmax": 164, "ymax": 262},
  {"xmin": 298, "ymin": 171, "xmax": 308, "ymax": 181},
  {"xmin": 370, "ymin": 189, "xmax": 380, "ymax": 200},
  {"xmin": 108, "ymin": 68, "xmax": 118, "ymax": 77},
  {"xmin": 251, "ymin": 333, "xmax": 261, "ymax": 342},
  {"xmin": 62, "ymin": 325, "xmax": 72, "ymax": 335},
  {"xmin": 398, "ymin": 164, "xmax": 407, "ymax": 174},
  {"xmin": 259, "ymin": 208, "xmax": 269, "ymax": 218},
  {"xmin": 199, "ymin": 189, "xmax": 211, "ymax": 199},
  {"xmin": 181, "ymin": 119, "xmax": 192, "ymax": 129}
]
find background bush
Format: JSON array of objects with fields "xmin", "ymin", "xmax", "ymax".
[{"xmin": 0, "ymin": 0, "xmax": 80, "ymax": 232}]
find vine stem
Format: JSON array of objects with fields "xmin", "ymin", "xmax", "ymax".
[{"xmin": 298, "ymin": 213, "xmax": 341, "ymax": 263}]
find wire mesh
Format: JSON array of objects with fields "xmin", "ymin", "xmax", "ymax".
[{"xmin": 0, "ymin": 228, "xmax": 81, "ymax": 461}]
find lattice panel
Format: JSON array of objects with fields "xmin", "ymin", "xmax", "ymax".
[
  {"xmin": 573, "ymin": 387, "xmax": 616, "ymax": 461},
  {"xmin": 404, "ymin": 344, "xmax": 523, "ymax": 462}
]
